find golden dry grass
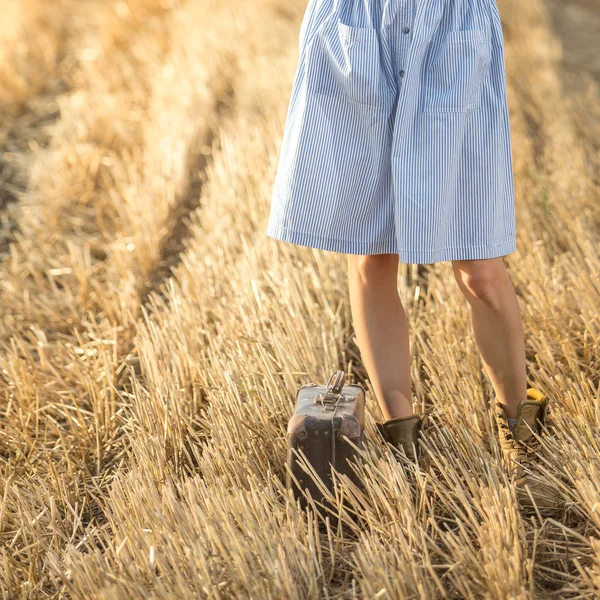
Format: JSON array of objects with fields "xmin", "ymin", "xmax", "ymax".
[{"xmin": 0, "ymin": 0, "xmax": 598, "ymax": 597}]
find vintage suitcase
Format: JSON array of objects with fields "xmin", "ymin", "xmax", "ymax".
[{"xmin": 286, "ymin": 370, "xmax": 366, "ymax": 523}]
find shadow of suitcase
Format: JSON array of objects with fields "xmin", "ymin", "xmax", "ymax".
[{"xmin": 285, "ymin": 370, "xmax": 366, "ymax": 531}]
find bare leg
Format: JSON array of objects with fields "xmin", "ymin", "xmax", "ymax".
[
  {"xmin": 452, "ymin": 257, "xmax": 527, "ymax": 419},
  {"xmin": 347, "ymin": 253, "xmax": 413, "ymax": 420}
]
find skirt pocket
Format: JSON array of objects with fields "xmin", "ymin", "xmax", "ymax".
[
  {"xmin": 422, "ymin": 28, "xmax": 491, "ymax": 114},
  {"xmin": 304, "ymin": 14, "xmax": 394, "ymax": 112}
]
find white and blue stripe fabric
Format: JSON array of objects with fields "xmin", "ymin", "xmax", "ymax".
[{"xmin": 266, "ymin": 0, "xmax": 517, "ymax": 264}]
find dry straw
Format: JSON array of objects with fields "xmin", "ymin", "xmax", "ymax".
[{"xmin": 0, "ymin": 0, "xmax": 599, "ymax": 597}]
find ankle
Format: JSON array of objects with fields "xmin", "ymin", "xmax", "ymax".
[
  {"xmin": 381, "ymin": 392, "xmax": 414, "ymax": 420},
  {"xmin": 498, "ymin": 400, "xmax": 518, "ymax": 420}
]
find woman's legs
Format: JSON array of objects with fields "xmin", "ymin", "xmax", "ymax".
[
  {"xmin": 347, "ymin": 253, "xmax": 526, "ymax": 421},
  {"xmin": 347, "ymin": 253, "xmax": 414, "ymax": 420},
  {"xmin": 451, "ymin": 257, "xmax": 527, "ymax": 419}
]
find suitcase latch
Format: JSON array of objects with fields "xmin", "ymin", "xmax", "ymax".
[
  {"xmin": 314, "ymin": 393, "xmax": 344, "ymax": 411},
  {"xmin": 314, "ymin": 370, "xmax": 346, "ymax": 410}
]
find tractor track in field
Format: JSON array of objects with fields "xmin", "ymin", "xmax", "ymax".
[
  {"xmin": 114, "ymin": 72, "xmax": 238, "ymax": 403},
  {"xmin": 107, "ymin": 64, "xmax": 241, "ymax": 487},
  {"xmin": 139, "ymin": 79, "xmax": 235, "ymax": 308}
]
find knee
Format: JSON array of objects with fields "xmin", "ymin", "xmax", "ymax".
[
  {"xmin": 452, "ymin": 260, "xmax": 505, "ymax": 311},
  {"xmin": 348, "ymin": 253, "xmax": 399, "ymax": 287}
]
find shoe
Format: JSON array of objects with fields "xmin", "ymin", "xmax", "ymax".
[
  {"xmin": 376, "ymin": 409, "xmax": 432, "ymax": 463},
  {"xmin": 494, "ymin": 387, "xmax": 556, "ymax": 508}
]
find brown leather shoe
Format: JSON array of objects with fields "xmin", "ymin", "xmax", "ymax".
[
  {"xmin": 494, "ymin": 387, "xmax": 556, "ymax": 508},
  {"xmin": 376, "ymin": 410, "xmax": 432, "ymax": 462}
]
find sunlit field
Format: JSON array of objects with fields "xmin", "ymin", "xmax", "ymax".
[{"xmin": 0, "ymin": 0, "xmax": 598, "ymax": 597}]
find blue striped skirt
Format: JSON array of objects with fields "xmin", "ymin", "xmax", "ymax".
[{"xmin": 266, "ymin": 0, "xmax": 517, "ymax": 264}]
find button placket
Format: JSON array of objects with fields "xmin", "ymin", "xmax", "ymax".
[{"xmin": 396, "ymin": 1, "xmax": 413, "ymax": 82}]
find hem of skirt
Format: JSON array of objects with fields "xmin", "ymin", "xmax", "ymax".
[
  {"xmin": 266, "ymin": 225, "xmax": 517, "ymax": 264},
  {"xmin": 266, "ymin": 224, "xmax": 398, "ymax": 255}
]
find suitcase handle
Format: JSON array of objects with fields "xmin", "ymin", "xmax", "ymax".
[
  {"xmin": 327, "ymin": 370, "xmax": 345, "ymax": 393},
  {"xmin": 314, "ymin": 370, "xmax": 345, "ymax": 408}
]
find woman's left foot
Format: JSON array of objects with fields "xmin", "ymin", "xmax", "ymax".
[
  {"xmin": 376, "ymin": 409, "xmax": 433, "ymax": 464},
  {"xmin": 494, "ymin": 388, "xmax": 557, "ymax": 508}
]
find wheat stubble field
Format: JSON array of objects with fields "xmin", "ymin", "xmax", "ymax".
[{"xmin": 0, "ymin": 0, "xmax": 598, "ymax": 598}]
